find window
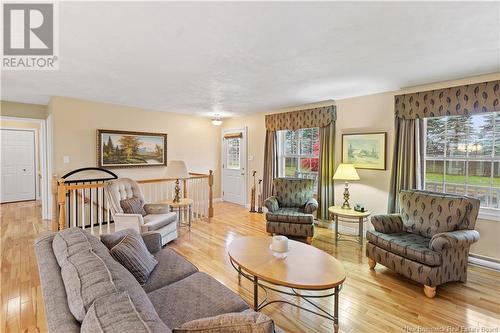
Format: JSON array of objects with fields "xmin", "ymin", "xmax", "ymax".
[
  {"xmin": 226, "ymin": 137, "xmax": 241, "ymax": 170},
  {"xmin": 277, "ymin": 128, "xmax": 320, "ymax": 190},
  {"xmin": 424, "ymin": 112, "xmax": 499, "ymax": 210}
]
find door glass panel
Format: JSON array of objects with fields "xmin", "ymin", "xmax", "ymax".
[{"xmin": 226, "ymin": 138, "xmax": 241, "ymax": 170}]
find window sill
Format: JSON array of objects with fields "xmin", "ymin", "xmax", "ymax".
[{"xmin": 478, "ymin": 208, "xmax": 500, "ymax": 222}]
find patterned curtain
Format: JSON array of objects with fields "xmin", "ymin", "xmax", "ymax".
[
  {"xmin": 318, "ymin": 113, "xmax": 336, "ymax": 219},
  {"xmin": 262, "ymin": 130, "xmax": 278, "ymax": 200},
  {"xmin": 389, "ymin": 80, "xmax": 499, "ymax": 213},
  {"xmin": 394, "ymin": 80, "xmax": 499, "ymax": 119},
  {"xmin": 263, "ymin": 105, "xmax": 336, "ymax": 217},
  {"xmin": 388, "ymin": 118, "xmax": 424, "ymax": 213}
]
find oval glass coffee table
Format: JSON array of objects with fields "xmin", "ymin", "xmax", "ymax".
[{"xmin": 228, "ymin": 236, "xmax": 346, "ymax": 328}]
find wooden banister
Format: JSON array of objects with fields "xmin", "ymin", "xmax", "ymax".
[
  {"xmin": 208, "ymin": 170, "xmax": 214, "ymax": 218},
  {"xmin": 52, "ymin": 169, "xmax": 215, "ymax": 230}
]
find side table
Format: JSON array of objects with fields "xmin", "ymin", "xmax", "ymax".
[
  {"xmin": 328, "ymin": 206, "xmax": 371, "ymax": 245},
  {"xmin": 169, "ymin": 198, "xmax": 193, "ymax": 231}
]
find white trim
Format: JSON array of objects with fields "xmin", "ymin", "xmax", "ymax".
[
  {"xmin": 468, "ymin": 254, "xmax": 500, "ymax": 271},
  {"xmin": 213, "ymin": 197, "xmax": 223, "ymax": 203},
  {"xmin": 221, "ymin": 127, "xmax": 248, "ymax": 206},
  {"xmin": 0, "ymin": 116, "xmax": 52, "ymax": 220}
]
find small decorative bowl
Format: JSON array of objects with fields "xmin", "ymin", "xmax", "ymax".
[{"xmin": 269, "ymin": 244, "xmax": 289, "ymax": 259}]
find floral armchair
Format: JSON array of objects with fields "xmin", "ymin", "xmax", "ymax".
[
  {"xmin": 264, "ymin": 178, "xmax": 318, "ymax": 242},
  {"xmin": 366, "ymin": 190, "xmax": 480, "ymax": 298}
]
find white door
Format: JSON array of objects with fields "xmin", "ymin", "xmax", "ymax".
[
  {"xmin": 1, "ymin": 129, "xmax": 36, "ymax": 203},
  {"xmin": 222, "ymin": 129, "xmax": 247, "ymax": 205}
]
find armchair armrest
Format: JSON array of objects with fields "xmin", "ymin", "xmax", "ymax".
[
  {"xmin": 264, "ymin": 196, "xmax": 279, "ymax": 212},
  {"xmin": 141, "ymin": 231, "xmax": 162, "ymax": 253},
  {"xmin": 113, "ymin": 213, "xmax": 144, "ymax": 232},
  {"xmin": 144, "ymin": 203, "xmax": 170, "ymax": 215},
  {"xmin": 429, "ymin": 230, "xmax": 480, "ymax": 251},
  {"xmin": 371, "ymin": 214, "xmax": 404, "ymax": 234},
  {"xmin": 303, "ymin": 197, "xmax": 318, "ymax": 214}
]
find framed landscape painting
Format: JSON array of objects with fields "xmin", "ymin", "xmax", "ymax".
[
  {"xmin": 97, "ymin": 129, "xmax": 167, "ymax": 168},
  {"xmin": 342, "ymin": 132, "xmax": 386, "ymax": 170}
]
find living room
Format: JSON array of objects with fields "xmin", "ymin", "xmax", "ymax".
[{"xmin": 1, "ymin": 2, "xmax": 499, "ymax": 333}]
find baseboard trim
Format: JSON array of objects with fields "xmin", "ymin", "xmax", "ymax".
[
  {"xmin": 468, "ymin": 254, "xmax": 500, "ymax": 271},
  {"xmin": 213, "ymin": 198, "xmax": 222, "ymax": 203}
]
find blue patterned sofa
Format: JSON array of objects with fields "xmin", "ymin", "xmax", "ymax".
[
  {"xmin": 366, "ymin": 190, "xmax": 480, "ymax": 298},
  {"xmin": 264, "ymin": 178, "xmax": 318, "ymax": 242}
]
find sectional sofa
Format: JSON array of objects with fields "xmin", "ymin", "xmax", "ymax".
[{"xmin": 35, "ymin": 228, "xmax": 275, "ymax": 332}]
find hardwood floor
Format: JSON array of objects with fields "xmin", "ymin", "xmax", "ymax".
[{"xmin": 1, "ymin": 201, "xmax": 499, "ymax": 332}]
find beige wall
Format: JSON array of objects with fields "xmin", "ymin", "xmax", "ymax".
[
  {"xmin": 1, "ymin": 100, "xmax": 48, "ymax": 119},
  {"xmin": 222, "ymin": 72, "xmax": 500, "ymax": 259},
  {"xmin": 49, "ymin": 97, "xmax": 221, "ymax": 197}
]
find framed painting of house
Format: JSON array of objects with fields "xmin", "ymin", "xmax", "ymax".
[
  {"xmin": 342, "ymin": 132, "xmax": 386, "ymax": 170},
  {"xmin": 97, "ymin": 129, "xmax": 167, "ymax": 168}
]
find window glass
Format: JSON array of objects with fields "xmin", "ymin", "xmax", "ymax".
[
  {"xmin": 278, "ymin": 127, "xmax": 320, "ymax": 191},
  {"xmin": 424, "ymin": 112, "xmax": 499, "ymax": 210},
  {"xmin": 226, "ymin": 138, "xmax": 240, "ymax": 170}
]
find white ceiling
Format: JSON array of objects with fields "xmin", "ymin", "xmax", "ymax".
[{"xmin": 1, "ymin": 2, "xmax": 499, "ymax": 117}]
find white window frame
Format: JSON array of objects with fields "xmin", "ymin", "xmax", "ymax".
[
  {"xmin": 277, "ymin": 128, "xmax": 320, "ymax": 191},
  {"xmin": 423, "ymin": 113, "xmax": 500, "ymax": 221}
]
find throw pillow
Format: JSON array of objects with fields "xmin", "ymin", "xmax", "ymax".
[
  {"xmin": 110, "ymin": 232, "xmax": 158, "ymax": 285},
  {"xmin": 82, "ymin": 292, "xmax": 164, "ymax": 333},
  {"xmin": 173, "ymin": 310, "xmax": 275, "ymax": 333},
  {"xmin": 120, "ymin": 196, "xmax": 147, "ymax": 216},
  {"xmin": 101, "ymin": 228, "xmax": 143, "ymax": 250}
]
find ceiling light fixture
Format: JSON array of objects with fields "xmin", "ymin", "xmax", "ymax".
[{"xmin": 211, "ymin": 114, "xmax": 223, "ymax": 126}]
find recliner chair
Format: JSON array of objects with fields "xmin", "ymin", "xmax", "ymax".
[
  {"xmin": 366, "ymin": 190, "xmax": 480, "ymax": 298},
  {"xmin": 105, "ymin": 178, "xmax": 178, "ymax": 245}
]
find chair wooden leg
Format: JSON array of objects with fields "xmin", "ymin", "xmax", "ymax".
[
  {"xmin": 424, "ymin": 285, "xmax": 436, "ymax": 298},
  {"xmin": 368, "ymin": 258, "xmax": 376, "ymax": 270},
  {"xmin": 305, "ymin": 236, "xmax": 313, "ymax": 244}
]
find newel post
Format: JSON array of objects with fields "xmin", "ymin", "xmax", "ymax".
[
  {"xmin": 51, "ymin": 175, "xmax": 59, "ymax": 231},
  {"xmin": 208, "ymin": 170, "xmax": 214, "ymax": 218},
  {"xmin": 57, "ymin": 179, "xmax": 67, "ymax": 230}
]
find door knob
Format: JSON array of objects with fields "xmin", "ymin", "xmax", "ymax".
[{"xmin": 23, "ymin": 168, "xmax": 26, "ymax": 171}]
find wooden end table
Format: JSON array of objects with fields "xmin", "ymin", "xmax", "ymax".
[
  {"xmin": 328, "ymin": 206, "xmax": 371, "ymax": 245},
  {"xmin": 228, "ymin": 236, "xmax": 346, "ymax": 328},
  {"xmin": 169, "ymin": 198, "xmax": 193, "ymax": 231}
]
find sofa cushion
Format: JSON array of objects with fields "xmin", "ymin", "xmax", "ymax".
[
  {"xmin": 82, "ymin": 292, "xmax": 171, "ymax": 333},
  {"xmin": 143, "ymin": 248, "xmax": 198, "ymax": 293},
  {"xmin": 110, "ymin": 233, "xmax": 158, "ymax": 285},
  {"xmin": 399, "ymin": 190, "xmax": 479, "ymax": 238},
  {"xmin": 266, "ymin": 208, "xmax": 314, "ymax": 224},
  {"xmin": 143, "ymin": 213, "xmax": 178, "ymax": 231},
  {"xmin": 51, "ymin": 228, "xmax": 168, "ymax": 329},
  {"xmin": 148, "ymin": 272, "xmax": 249, "ymax": 329},
  {"xmin": 366, "ymin": 230, "xmax": 442, "ymax": 266},
  {"xmin": 173, "ymin": 310, "xmax": 274, "ymax": 333},
  {"xmin": 120, "ymin": 196, "xmax": 147, "ymax": 216}
]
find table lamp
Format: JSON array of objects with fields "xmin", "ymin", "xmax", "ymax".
[
  {"xmin": 333, "ymin": 163, "xmax": 360, "ymax": 209},
  {"xmin": 165, "ymin": 161, "xmax": 189, "ymax": 203}
]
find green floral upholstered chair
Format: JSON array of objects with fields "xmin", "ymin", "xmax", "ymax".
[
  {"xmin": 264, "ymin": 178, "xmax": 318, "ymax": 243},
  {"xmin": 366, "ymin": 190, "xmax": 480, "ymax": 298}
]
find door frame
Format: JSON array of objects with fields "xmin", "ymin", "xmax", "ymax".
[
  {"xmin": 221, "ymin": 127, "xmax": 248, "ymax": 206},
  {"xmin": 0, "ymin": 116, "xmax": 52, "ymax": 220}
]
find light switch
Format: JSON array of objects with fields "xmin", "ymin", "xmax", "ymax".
[{"xmin": 63, "ymin": 156, "xmax": 70, "ymax": 164}]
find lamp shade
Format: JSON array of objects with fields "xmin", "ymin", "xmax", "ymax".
[
  {"xmin": 333, "ymin": 164, "xmax": 360, "ymax": 181},
  {"xmin": 165, "ymin": 160, "xmax": 189, "ymax": 179}
]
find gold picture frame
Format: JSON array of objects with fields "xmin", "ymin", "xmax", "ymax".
[
  {"xmin": 342, "ymin": 132, "xmax": 386, "ymax": 170},
  {"xmin": 97, "ymin": 129, "xmax": 167, "ymax": 168}
]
